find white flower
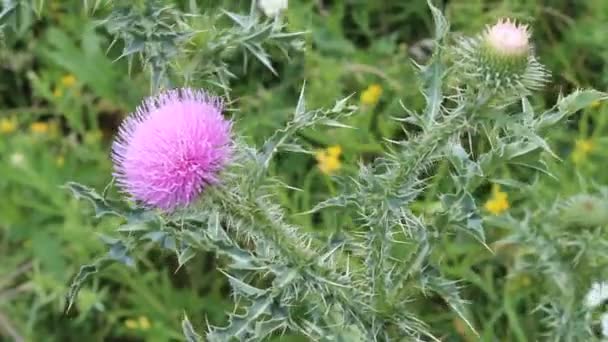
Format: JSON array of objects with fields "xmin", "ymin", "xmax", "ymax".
[
  {"xmin": 9, "ymin": 152, "xmax": 25, "ymax": 167},
  {"xmin": 601, "ymin": 312, "xmax": 608, "ymax": 337},
  {"xmin": 585, "ymin": 282, "xmax": 608, "ymax": 309},
  {"xmin": 484, "ymin": 19, "xmax": 530, "ymax": 56},
  {"xmin": 258, "ymin": 0, "xmax": 287, "ymax": 17}
]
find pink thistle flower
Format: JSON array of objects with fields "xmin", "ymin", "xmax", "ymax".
[
  {"xmin": 112, "ymin": 88, "xmax": 232, "ymax": 211},
  {"xmin": 484, "ymin": 19, "xmax": 530, "ymax": 56}
]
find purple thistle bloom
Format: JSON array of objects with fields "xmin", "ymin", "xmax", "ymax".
[{"xmin": 112, "ymin": 88, "xmax": 232, "ymax": 211}]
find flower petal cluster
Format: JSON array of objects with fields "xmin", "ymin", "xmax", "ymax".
[
  {"xmin": 112, "ymin": 88, "xmax": 232, "ymax": 211},
  {"xmin": 455, "ymin": 18, "xmax": 548, "ymax": 93}
]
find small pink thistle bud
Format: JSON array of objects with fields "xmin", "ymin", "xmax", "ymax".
[
  {"xmin": 483, "ymin": 19, "xmax": 530, "ymax": 57},
  {"xmin": 112, "ymin": 89, "xmax": 232, "ymax": 211},
  {"xmin": 479, "ymin": 19, "xmax": 531, "ymax": 76},
  {"xmin": 455, "ymin": 17, "xmax": 548, "ymax": 93}
]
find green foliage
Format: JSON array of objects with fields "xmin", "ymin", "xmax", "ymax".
[{"xmin": 2, "ymin": 0, "xmax": 608, "ymax": 341}]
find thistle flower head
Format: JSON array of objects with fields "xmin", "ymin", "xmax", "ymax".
[
  {"xmin": 455, "ymin": 18, "xmax": 548, "ymax": 94},
  {"xmin": 112, "ymin": 88, "xmax": 232, "ymax": 211},
  {"xmin": 258, "ymin": 0, "xmax": 287, "ymax": 17},
  {"xmin": 601, "ymin": 313, "xmax": 608, "ymax": 337},
  {"xmin": 584, "ymin": 281, "xmax": 608, "ymax": 309},
  {"xmin": 560, "ymin": 194, "xmax": 608, "ymax": 227},
  {"xmin": 484, "ymin": 19, "xmax": 530, "ymax": 57}
]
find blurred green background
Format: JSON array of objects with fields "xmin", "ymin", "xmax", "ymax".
[{"xmin": 1, "ymin": 0, "xmax": 607, "ymax": 341}]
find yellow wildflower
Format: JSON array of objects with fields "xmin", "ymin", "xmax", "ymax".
[
  {"xmin": 125, "ymin": 316, "xmax": 151, "ymax": 330},
  {"xmin": 572, "ymin": 138, "xmax": 595, "ymax": 164},
  {"xmin": 53, "ymin": 87, "xmax": 63, "ymax": 98},
  {"xmin": 30, "ymin": 122, "xmax": 50, "ymax": 134},
  {"xmin": 484, "ymin": 184, "xmax": 509, "ymax": 215},
  {"xmin": 61, "ymin": 74, "xmax": 77, "ymax": 87},
  {"xmin": 138, "ymin": 316, "xmax": 151, "ymax": 330},
  {"xmin": 0, "ymin": 117, "xmax": 17, "ymax": 134},
  {"xmin": 48, "ymin": 121, "xmax": 60, "ymax": 138},
  {"xmin": 360, "ymin": 84, "xmax": 382, "ymax": 106},
  {"xmin": 315, "ymin": 145, "xmax": 342, "ymax": 175},
  {"xmin": 125, "ymin": 319, "xmax": 138, "ymax": 330},
  {"xmin": 56, "ymin": 155, "xmax": 65, "ymax": 167},
  {"xmin": 84, "ymin": 130, "xmax": 103, "ymax": 144},
  {"xmin": 591, "ymin": 100, "xmax": 601, "ymax": 109},
  {"xmin": 326, "ymin": 145, "xmax": 342, "ymax": 157}
]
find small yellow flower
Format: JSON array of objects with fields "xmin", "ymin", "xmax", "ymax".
[
  {"xmin": 326, "ymin": 145, "xmax": 342, "ymax": 157},
  {"xmin": 138, "ymin": 316, "xmax": 151, "ymax": 330},
  {"xmin": 61, "ymin": 74, "xmax": 77, "ymax": 87},
  {"xmin": 125, "ymin": 319, "xmax": 138, "ymax": 330},
  {"xmin": 0, "ymin": 117, "xmax": 17, "ymax": 134},
  {"xmin": 572, "ymin": 138, "xmax": 595, "ymax": 164},
  {"xmin": 360, "ymin": 84, "xmax": 382, "ymax": 106},
  {"xmin": 53, "ymin": 87, "xmax": 63, "ymax": 98},
  {"xmin": 575, "ymin": 139, "xmax": 594, "ymax": 154},
  {"xmin": 484, "ymin": 184, "xmax": 509, "ymax": 215},
  {"xmin": 84, "ymin": 130, "xmax": 103, "ymax": 144},
  {"xmin": 315, "ymin": 145, "xmax": 342, "ymax": 175},
  {"xmin": 125, "ymin": 316, "xmax": 151, "ymax": 330},
  {"xmin": 591, "ymin": 100, "xmax": 602, "ymax": 109},
  {"xmin": 56, "ymin": 155, "xmax": 65, "ymax": 167},
  {"xmin": 30, "ymin": 122, "xmax": 50, "ymax": 134}
]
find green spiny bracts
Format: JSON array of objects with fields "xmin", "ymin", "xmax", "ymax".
[
  {"xmin": 455, "ymin": 19, "xmax": 549, "ymax": 95},
  {"xmin": 560, "ymin": 194, "xmax": 608, "ymax": 228}
]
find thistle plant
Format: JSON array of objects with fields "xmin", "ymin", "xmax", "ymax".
[
  {"xmin": 65, "ymin": 1, "xmax": 608, "ymax": 341},
  {"xmin": 111, "ymin": 89, "xmax": 232, "ymax": 210},
  {"xmin": 98, "ymin": 0, "xmax": 304, "ymax": 92},
  {"xmin": 455, "ymin": 18, "xmax": 548, "ymax": 95}
]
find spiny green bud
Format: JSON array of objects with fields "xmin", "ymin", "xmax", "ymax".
[
  {"xmin": 480, "ymin": 19, "xmax": 530, "ymax": 75},
  {"xmin": 455, "ymin": 18, "xmax": 548, "ymax": 94},
  {"xmin": 560, "ymin": 194, "xmax": 608, "ymax": 228}
]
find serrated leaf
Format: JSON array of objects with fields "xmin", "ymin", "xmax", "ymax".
[
  {"xmin": 117, "ymin": 39, "xmax": 145, "ymax": 60},
  {"xmin": 557, "ymin": 89, "xmax": 606, "ymax": 116},
  {"xmin": 271, "ymin": 266, "xmax": 299, "ymax": 288},
  {"xmin": 222, "ymin": 271, "xmax": 267, "ymax": 297},
  {"xmin": 509, "ymin": 124, "xmax": 557, "ymax": 158},
  {"xmin": 331, "ymin": 94, "xmax": 354, "ymax": 112},
  {"xmin": 295, "ymin": 82, "xmax": 306, "ymax": 118},
  {"xmin": 416, "ymin": 1, "xmax": 448, "ymax": 122},
  {"xmin": 521, "ymin": 97, "xmax": 535, "ymax": 124},
  {"xmin": 305, "ymin": 195, "xmax": 353, "ymax": 214},
  {"xmin": 182, "ymin": 314, "xmax": 202, "ymax": 342},
  {"xmin": 222, "ymin": 9, "xmax": 252, "ymax": 29},
  {"xmin": 65, "ymin": 259, "xmax": 108, "ymax": 313},
  {"xmin": 320, "ymin": 118, "xmax": 355, "ymax": 129},
  {"xmin": 427, "ymin": 0, "xmax": 448, "ymax": 41},
  {"xmin": 207, "ymin": 296, "xmax": 274, "ymax": 341},
  {"xmin": 244, "ymin": 43, "xmax": 277, "ymax": 75},
  {"xmin": 254, "ymin": 317, "xmax": 288, "ymax": 339},
  {"xmin": 424, "ymin": 276, "xmax": 478, "ymax": 337},
  {"xmin": 178, "ymin": 246, "xmax": 196, "ymax": 267},
  {"xmin": 501, "ymin": 141, "xmax": 542, "ymax": 160},
  {"xmin": 141, "ymin": 231, "xmax": 176, "ymax": 250},
  {"xmin": 100, "ymin": 235, "xmax": 136, "ymax": 267},
  {"xmin": 63, "ymin": 181, "xmax": 122, "ymax": 218}
]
